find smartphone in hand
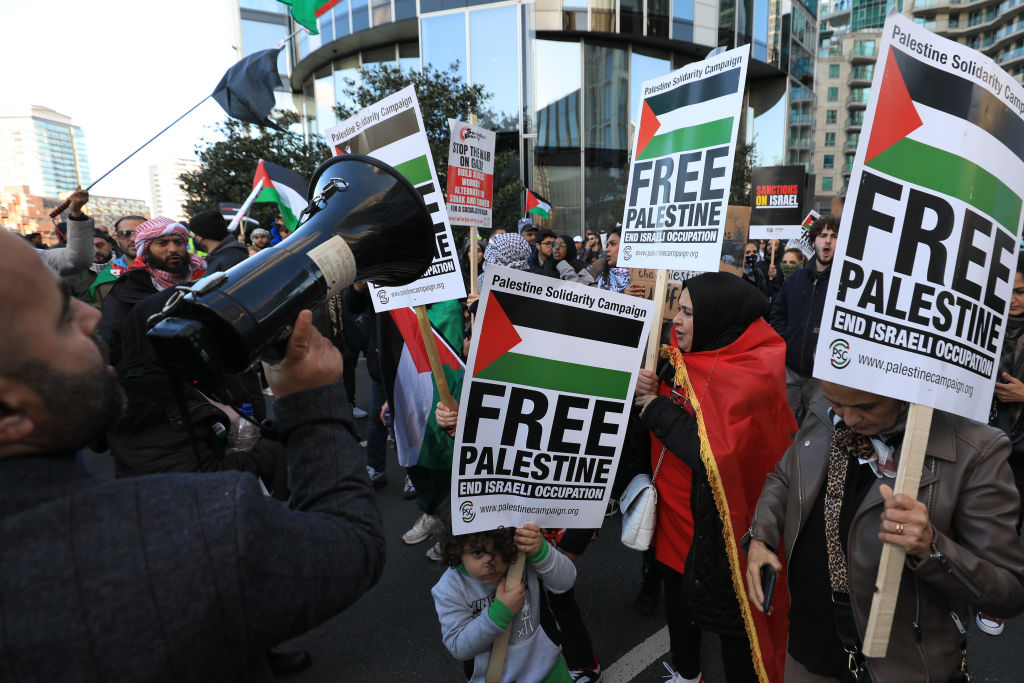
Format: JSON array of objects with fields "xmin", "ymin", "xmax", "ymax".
[{"xmin": 760, "ymin": 564, "xmax": 777, "ymax": 614}]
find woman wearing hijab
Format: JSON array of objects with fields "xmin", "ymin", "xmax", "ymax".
[
  {"xmin": 632, "ymin": 273, "xmax": 796, "ymax": 683},
  {"xmin": 552, "ymin": 234, "xmax": 596, "ymax": 285}
]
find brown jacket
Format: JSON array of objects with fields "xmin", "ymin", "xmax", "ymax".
[{"xmin": 748, "ymin": 398, "xmax": 1024, "ymax": 683}]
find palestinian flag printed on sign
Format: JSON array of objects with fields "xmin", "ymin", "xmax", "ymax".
[
  {"xmin": 252, "ymin": 160, "xmax": 307, "ymax": 231},
  {"xmin": 620, "ymin": 44, "xmax": 749, "ymax": 272},
  {"xmin": 452, "ymin": 266, "xmax": 654, "ymax": 534},
  {"xmin": 322, "ymin": 85, "xmax": 467, "ymax": 311},
  {"xmin": 525, "ymin": 189, "xmax": 551, "ymax": 219},
  {"xmin": 814, "ymin": 13, "xmax": 1024, "ymax": 421}
]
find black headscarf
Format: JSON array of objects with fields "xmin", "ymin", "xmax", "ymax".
[
  {"xmin": 557, "ymin": 234, "xmax": 586, "ymax": 272},
  {"xmin": 684, "ymin": 272, "xmax": 768, "ymax": 352}
]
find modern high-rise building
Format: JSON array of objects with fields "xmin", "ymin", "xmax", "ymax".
[
  {"xmin": 233, "ymin": 0, "xmax": 820, "ymax": 233},
  {"xmin": 0, "ymin": 105, "xmax": 91, "ymax": 199},
  {"xmin": 811, "ymin": 0, "xmax": 903, "ymax": 213},
  {"xmin": 149, "ymin": 157, "xmax": 199, "ymax": 219},
  {"xmin": 909, "ymin": 0, "xmax": 1024, "ymax": 82}
]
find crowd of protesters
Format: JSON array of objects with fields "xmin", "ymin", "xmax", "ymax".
[{"xmin": 4, "ymin": 188, "xmax": 1024, "ymax": 683}]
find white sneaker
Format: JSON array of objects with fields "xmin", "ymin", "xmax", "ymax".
[
  {"xmin": 662, "ymin": 662, "xmax": 701, "ymax": 683},
  {"xmin": 352, "ymin": 405, "xmax": 369, "ymax": 418},
  {"xmin": 977, "ymin": 612, "xmax": 1005, "ymax": 636},
  {"xmin": 426, "ymin": 541, "xmax": 443, "ymax": 561},
  {"xmin": 402, "ymin": 513, "xmax": 443, "ymax": 545}
]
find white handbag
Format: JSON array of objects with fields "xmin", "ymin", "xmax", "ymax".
[{"xmin": 620, "ymin": 446, "xmax": 667, "ymax": 551}]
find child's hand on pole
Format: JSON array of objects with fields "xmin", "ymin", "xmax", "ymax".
[
  {"xmin": 496, "ymin": 576, "xmax": 526, "ymax": 614},
  {"xmin": 514, "ymin": 523, "xmax": 543, "ymax": 555}
]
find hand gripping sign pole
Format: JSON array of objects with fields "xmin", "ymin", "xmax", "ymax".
[
  {"xmin": 861, "ymin": 404, "xmax": 933, "ymax": 656},
  {"xmin": 483, "ymin": 552, "xmax": 527, "ymax": 683},
  {"xmin": 644, "ymin": 270, "xmax": 670, "ymax": 369}
]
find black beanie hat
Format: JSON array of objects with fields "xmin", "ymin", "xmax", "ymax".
[{"xmin": 188, "ymin": 209, "xmax": 229, "ymax": 241}]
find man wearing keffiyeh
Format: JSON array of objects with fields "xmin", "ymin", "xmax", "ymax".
[
  {"xmin": 99, "ymin": 217, "xmax": 206, "ymax": 368},
  {"xmin": 745, "ymin": 380, "xmax": 1024, "ymax": 682}
]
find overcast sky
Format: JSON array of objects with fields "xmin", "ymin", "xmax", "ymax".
[{"xmin": 1, "ymin": 0, "xmax": 243, "ymax": 202}]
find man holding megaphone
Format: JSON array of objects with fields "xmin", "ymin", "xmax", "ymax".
[{"xmin": 0, "ymin": 228, "xmax": 385, "ymax": 681}]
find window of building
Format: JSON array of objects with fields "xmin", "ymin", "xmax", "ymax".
[
  {"xmin": 823, "ymin": 176, "xmax": 833, "ymax": 191},
  {"xmin": 420, "ymin": 12, "xmax": 466, "ymax": 79},
  {"xmin": 825, "ymin": 132, "xmax": 836, "ymax": 146},
  {"xmin": 826, "ymin": 109, "xmax": 837, "ymax": 124},
  {"xmin": 949, "ymin": 13, "xmax": 959, "ymax": 28},
  {"xmin": 829, "ymin": 64, "xmax": 839, "ymax": 78},
  {"xmin": 470, "ymin": 5, "xmax": 519, "ymax": 124},
  {"xmin": 823, "ymin": 154, "xmax": 834, "ymax": 168},
  {"xmin": 827, "ymin": 87, "xmax": 839, "ymax": 101}
]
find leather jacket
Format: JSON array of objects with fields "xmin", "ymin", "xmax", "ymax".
[{"xmin": 748, "ymin": 398, "xmax": 1024, "ymax": 683}]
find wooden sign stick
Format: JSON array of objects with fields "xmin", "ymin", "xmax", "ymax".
[
  {"xmin": 861, "ymin": 402, "xmax": 934, "ymax": 657},
  {"xmin": 414, "ymin": 305, "xmax": 458, "ymax": 410},
  {"xmin": 470, "ymin": 225, "xmax": 479, "ymax": 296},
  {"xmin": 644, "ymin": 270, "xmax": 670, "ymax": 371},
  {"xmin": 484, "ymin": 550, "xmax": 526, "ymax": 683}
]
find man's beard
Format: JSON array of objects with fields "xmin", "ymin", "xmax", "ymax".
[
  {"xmin": 93, "ymin": 251, "xmax": 112, "ymax": 265},
  {"xmin": 20, "ymin": 332, "xmax": 125, "ymax": 452},
  {"xmin": 149, "ymin": 251, "xmax": 190, "ymax": 276}
]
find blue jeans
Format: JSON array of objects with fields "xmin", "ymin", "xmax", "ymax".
[{"xmin": 366, "ymin": 378, "xmax": 388, "ymax": 472}]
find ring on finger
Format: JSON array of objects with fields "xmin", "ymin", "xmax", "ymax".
[{"xmin": 896, "ymin": 522, "xmax": 904, "ymax": 536}]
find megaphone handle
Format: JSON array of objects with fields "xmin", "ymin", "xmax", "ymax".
[{"xmin": 414, "ymin": 305, "xmax": 458, "ymax": 410}]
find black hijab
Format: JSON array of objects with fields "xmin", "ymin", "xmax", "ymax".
[
  {"xmin": 558, "ymin": 234, "xmax": 586, "ymax": 272},
  {"xmin": 684, "ymin": 272, "xmax": 768, "ymax": 352}
]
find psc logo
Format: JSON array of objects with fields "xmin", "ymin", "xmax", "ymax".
[
  {"xmin": 376, "ymin": 289, "xmax": 389, "ymax": 305},
  {"xmin": 829, "ymin": 339, "xmax": 851, "ymax": 369},
  {"xmin": 460, "ymin": 501, "xmax": 475, "ymax": 523},
  {"xmin": 622, "ymin": 245, "xmax": 633, "ymax": 261}
]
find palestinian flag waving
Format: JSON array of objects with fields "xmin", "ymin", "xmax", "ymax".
[
  {"xmin": 252, "ymin": 160, "xmax": 308, "ymax": 231},
  {"xmin": 473, "ymin": 289, "xmax": 643, "ymax": 399},
  {"xmin": 388, "ymin": 304, "xmax": 465, "ymax": 468},
  {"xmin": 525, "ymin": 189, "xmax": 551, "ymax": 219},
  {"xmin": 863, "ymin": 24, "xmax": 1024, "ymax": 232}
]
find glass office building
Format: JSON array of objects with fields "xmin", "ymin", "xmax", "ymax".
[
  {"xmin": 0, "ymin": 106, "xmax": 91, "ymax": 199},
  {"xmin": 259, "ymin": 0, "xmax": 813, "ymax": 232}
]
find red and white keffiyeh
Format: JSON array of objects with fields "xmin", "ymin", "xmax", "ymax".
[{"xmin": 133, "ymin": 217, "xmax": 206, "ymax": 291}]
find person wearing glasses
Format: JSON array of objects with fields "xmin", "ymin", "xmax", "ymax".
[
  {"xmin": 528, "ymin": 229, "xmax": 559, "ymax": 278},
  {"xmin": 89, "ymin": 215, "xmax": 148, "ymax": 309},
  {"xmin": 551, "ymin": 234, "xmax": 596, "ymax": 285}
]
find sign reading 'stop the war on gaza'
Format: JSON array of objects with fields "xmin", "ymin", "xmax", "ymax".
[
  {"xmin": 814, "ymin": 14, "xmax": 1024, "ymax": 421},
  {"xmin": 619, "ymin": 44, "xmax": 749, "ymax": 272}
]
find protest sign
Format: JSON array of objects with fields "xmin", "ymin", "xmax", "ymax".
[
  {"xmin": 749, "ymin": 166, "xmax": 806, "ymax": 239},
  {"xmin": 788, "ymin": 210, "xmax": 819, "ymax": 260},
  {"xmin": 619, "ymin": 45, "xmax": 749, "ymax": 272},
  {"xmin": 814, "ymin": 13, "xmax": 1024, "ymax": 422},
  {"xmin": 451, "ymin": 266, "xmax": 654, "ymax": 533},
  {"xmin": 323, "ymin": 86, "xmax": 467, "ymax": 310},
  {"xmin": 446, "ymin": 119, "xmax": 495, "ymax": 228}
]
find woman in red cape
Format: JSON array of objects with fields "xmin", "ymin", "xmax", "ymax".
[{"xmin": 633, "ymin": 272, "xmax": 796, "ymax": 683}]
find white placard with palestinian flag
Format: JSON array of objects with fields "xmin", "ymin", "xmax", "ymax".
[
  {"xmin": 451, "ymin": 266, "xmax": 655, "ymax": 533},
  {"xmin": 619, "ymin": 44, "xmax": 749, "ymax": 271},
  {"xmin": 813, "ymin": 14, "xmax": 1024, "ymax": 420},
  {"xmin": 446, "ymin": 119, "xmax": 495, "ymax": 228},
  {"xmin": 322, "ymin": 86, "xmax": 467, "ymax": 311}
]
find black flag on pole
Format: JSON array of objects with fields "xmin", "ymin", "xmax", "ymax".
[{"xmin": 212, "ymin": 48, "xmax": 286, "ymax": 131}]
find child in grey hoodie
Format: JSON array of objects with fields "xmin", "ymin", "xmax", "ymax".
[{"xmin": 431, "ymin": 524, "xmax": 576, "ymax": 682}]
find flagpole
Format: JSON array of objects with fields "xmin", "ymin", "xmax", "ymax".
[
  {"xmin": 228, "ymin": 178, "xmax": 265, "ymax": 234},
  {"xmin": 414, "ymin": 305, "xmax": 458, "ymax": 410},
  {"xmin": 49, "ymin": 94, "xmax": 211, "ymax": 219}
]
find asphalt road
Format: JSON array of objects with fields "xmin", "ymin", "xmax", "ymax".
[
  {"xmin": 279, "ymin": 359, "xmax": 1024, "ymax": 683},
  {"xmin": 84, "ymin": 357, "xmax": 1024, "ymax": 682}
]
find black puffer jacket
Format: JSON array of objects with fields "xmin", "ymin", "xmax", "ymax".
[{"xmin": 633, "ymin": 362, "xmax": 744, "ymax": 636}]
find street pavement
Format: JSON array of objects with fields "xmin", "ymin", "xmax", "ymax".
[{"xmin": 84, "ymin": 358, "xmax": 1024, "ymax": 682}]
